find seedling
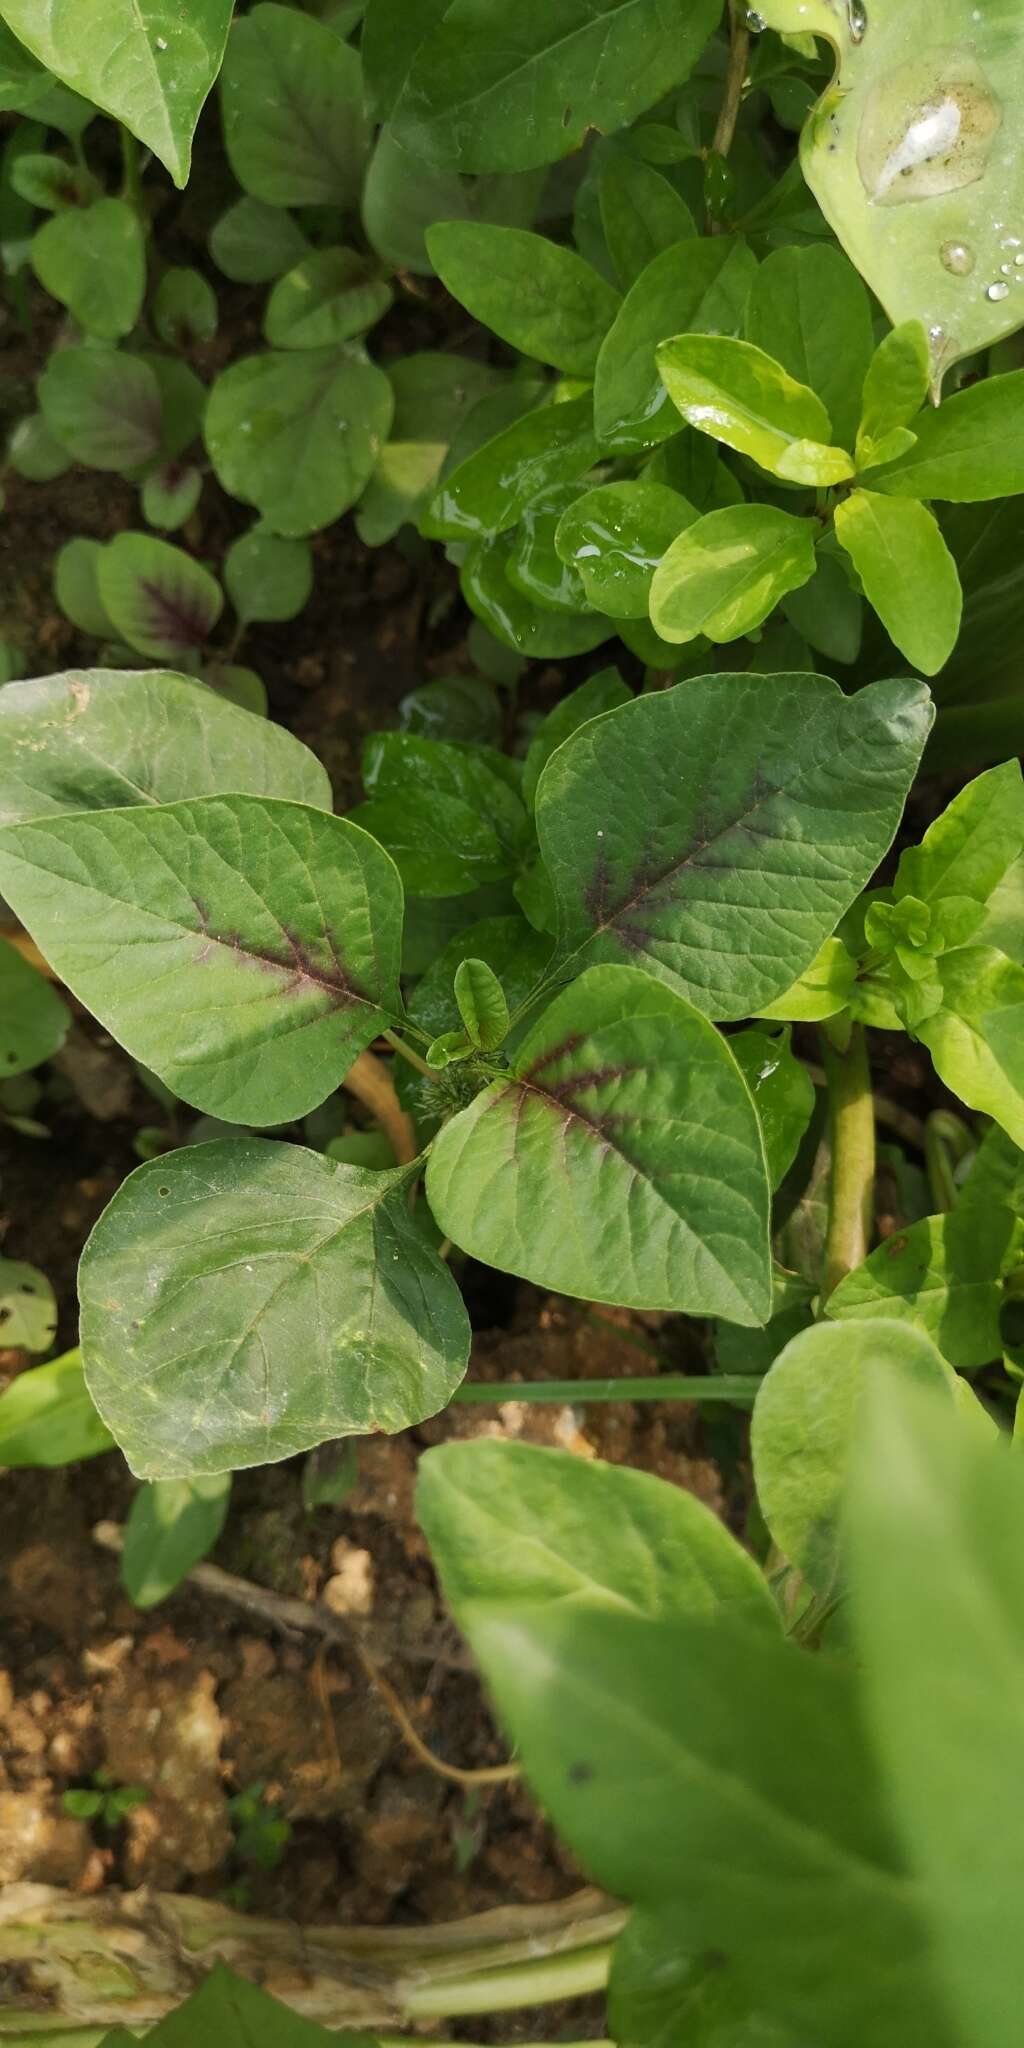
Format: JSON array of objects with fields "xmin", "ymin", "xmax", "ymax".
[{"xmin": 62, "ymin": 1769, "xmax": 148, "ymax": 1831}]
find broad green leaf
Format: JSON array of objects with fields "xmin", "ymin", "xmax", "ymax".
[
  {"xmin": 80, "ymin": 1140, "xmax": 470, "ymax": 1479},
  {"xmin": 453, "ymin": 956, "xmax": 509, "ymax": 1049},
  {"xmin": 153, "ymin": 267, "xmax": 219, "ymax": 348},
  {"xmin": 462, "ymin": 530, "xmax": 612, "ymax": 658},
  {"xmin": 0, "ymin": 1257, "xmax": 57, "ymax": 1353},
  {"xmin": 848, "ymin": 1376, "xmax": 1024, "ymax": 2048},
  {"xmin": 120, "ymin": 1474, "xmax": 231, "ymax": 1608},
  {"xmin": 649, "ymin": 504, "xmax": 816, "ymax": 645},
  {"xmin": 459, "ymin": 1598, "xmax": 950, "ymax": 2048},
  {"xmin": 894, "ymin": 760, "xmax": 1024, "ymax": 945},
  {"xmin": 751, "ymin": 1319, "xmax": 962, "ymax": 1594},
  {"xmin": 0, "ymin": 669, "xmax": 330, "ymax": 827},
  {"xmin": 827, "ymin": 1210, "xmax": 1020, "ymax": 1368},
  {"xmin": 139, "ymin": 1961, "xmax": 372, "ymax": 2044},
  {"xmin": 834, "ymin": 491, "xmax": 962, "ymax": 675},
  {"xmin": 7, "ymin": 412, "xmax": 71, "ymax": 484},
  {"xmin": 555, "ymin": 482, "xmax": 697, "ymax": 619},
  {"xmin": 224, "ymin": 533, "xmax": 313, "ymax": 626},
  {"xmin": 422, "ymin": 396, "xmax": 598, "ymax": 541},
  {"xmin": 399, "ymin": 672, "xmax": 501, "ymax": 746},
  {"xmin": 264, "ymin": 249, "xmax": 393, "ymax": 350},
  {"xmin": 757, "ymin": 938, "xmax": 858, "ymax": 1024},
  {"xmin": 609, "ymin": 1906, "xmax": 794, "ymax": 2048},
  {"xmin": 205, "ymin": 349, "xmax": 394, "ymax": 538},
  {"xmin": 506, "ymin": 483, "xmax": 591, "ymax": 614},
  {"xmin": 594, "ymin": 237, "xmax": 757, "ymax": 453},
  {"xmin": 522, "ymin": 668, "xmax": 632, "ymax": 810},
  {"xmin": 31, "ymin": 198, "xmax": 144, "ymax": 341},
  {"xmin": 209, "ymin": 196, "xmax": 310, "ymax": 284},
  {"xmin": 362, "ymin": 127, "xmax": 543, "ymax": 276},
  {"xmin": 143, "ymin": 462, "xmax": 204, "ymax": 535},
  {"xmin": 39, "ymin": 348, "xmax": 163, "ymax": 472},
  {"xmin": 426, "ymin": 963, "xmax": 772, "ymax": 1322},
  {"xmin": 915, "ymin": 946, "xmax": 1024, "ymax": 1147},
  {"xmin": 856, "ymin": 321, "xmax": 930, "ymax": 471},
  {"xmin": 745, "ymin": 245, "xmax": 873, "ymax": 451},
  {"xmin": 361, "ymin": 0, "xmax": 450, "ymax": 123},
  {"xmin": 419, "ymin": 1437, "xmax": 778, "ymax": 1627},
  {"xmin": 407, "ymin": 915, "xmax": 551, "ymax": 1042},
  {"xmin": 0, "ymin": 934, "xmax": 69, "ymax": 1074},
  {"xmin": 599, "ymin": 153, "xmax": 696, "ymax": 291},
  {"xmin": 729, "ymin": 1028, "xmax": 816, "ymax": 1193},
  {"xmin": 356, "ymin": 351, "xmax": 499, "ymax": 544},
  {"xmin": 0, "ymin": 798, "xmax": 404, "ymax": 1125},
  {"xmin": 870, "ymin": 370, "xmax": 1024, "ymax": 501},
  {"xmin": 53, "ymin": 539, "xmax": 113, "ymax": 639},
  {"xmin": 657, "ymin": 336, "xmax": 855, "ymax": 487},
  {"xmin": 0, "ymin": 0, "xmax": 233, "ymax": 185},
  {"xmin": 781, "ymin": 547, "xmax": 863, "ymax": 667},
  {"xmin": 0, "ymin": 1348, "xmax": 113, "ymax": 1467},
  {"xmin": 351, "ymin": 733, "xmax": 530, "ymax": 897},
  {"xmin": 387, "ymin": 0, "xmax": 722, "ymax": 173},
  {"xmin": 534, "ymin": 671, "xmax": 933, "ymax": 1021},
  {"xmin": 427, "ymin": 222, "xmax": 620, "ymax": 376},
  {"xmin": 96, "ymin": 535, "xmax": 223, "ymax": 664},
  {"xmin": 977, "ymin": 853, "xmax": 1024, "ymax": 962},
  {"xmin": 220, "ymin": 4, "xmax": 369, "ymax": 206}
]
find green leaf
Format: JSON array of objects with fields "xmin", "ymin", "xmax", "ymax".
[
  {"xmin": 362, "ymin": 128, "xmax": 542, "ymax": 276},
  {"xmin": 757, "ymin": 938, "xmax": 857, "ymax": 1024},
  {"xmin": 0, "ymin": 0, "xmax": 232, "ymax": 185},
  {"xmin": 780, "ymin": 547, "xmax": 862, "ymax": 667},
  {"xmin": 80, "ymin": 1140, "xmax": 470, "ymax": 1479},
  {"xmin": 729, "ymin": 1028, "xmax": 816, "ymax": 1193},
  {"xmin": 555, "ymin": 481, "xmax": 696, "ymax": 620},
  {"xmin": 0, "ymin": 1348, "xmax": 113, "ymax": 1467},
  {"xmin": 152, "ymin": 266, "xmax": 219, "ymax": 348},
  {"xmin": 142, "ymin": 462, "xmax": 204, "ymax": 535},
  {"xmin": 0, "ymin": 934, "xmax": 69, "ymax": 1075},
  {"xmin": 462, "ymin": 530, "xmax": 612, "ymax": 658},
  {"xmin": 420, "ymin": 1436, "xmax": 778, "ymax": 1628},
  {"xmin": 386, "ymin": 0, "xmax": 721, "ymax": 173},
  {"xmin": 0, "ymin": 1257, "xmax": 57, "ymax": 1352},
  {"xmin": 914, "ymin": 946, "xmax": 1024, "ymax": 1148},
  {"xmin": 522, "ymin": 667, "xmax": 632, "ymax": 811},
  {"xmin": 39, "ymin": 348, "xmax": 163, "ymax": 473},
  {"xmin": 7, "ymin": 413, "xmax": 71, "ymax": 484},
  {"xmin": 220, "ymin": 4, "xmax": 369, "ymax": 206},
  {"xmin": 408, "ymin": 914, "xmax": 551, "ymax": 1042},
  {"xmin": 361, "ymin": 0, "xmax": 450, "ymax": 123},
  {"xmin": 0, "ymin": 798, "xmax": 403, "ymax": 1125},
  {"xmin": 847, "ymin": 1374, "xmax": 1024, "ymax": 2048},
  {"xmin": 209, "ymin": 196, "xmax": 310, "ymax": 285},
  {"xmin": 657, "ymin": 336, "xmax": 855, "ymax": 487},
  {"xmin": 870, "ymin": 370, "xmax": 1024, "ymax": 501},
  {"xmin": 422, "ymin": 396, "xmax": 598, "ymax": 541},
  {"xmin": 827, "ymin": 1208, "xmax": 1020, "ymax": 1369},
  {"xmin": 427, "ymin": 222, "xmax": 620, "ymax": 376},
  {"xmin": 894, "ymin": 761, "xmax": 1024, "ymax": 946},
  {"xmin": 121, "ymin": 1474, "xmax": 231, "ymax": 1607},
  {"xmin": 594, "ymin": 237, "xmax": 757, "ymax": 453},
  {"xmin": 649, "ymin": 504, "xmax": 816, "ymax": 646},
  {"xmin": 426, "ymin": 963, "xmax": 772, "ymax": 1322},
  {"xmin": 855, "ymin": 321, "xmax": 930, "ymax": 472},
  {"xmin": 0, "ymin": 668, "xmax": 329, "ymax": 827},
  {"xmin": 751, "ymin": 1319, "xmax": 962, "ymax": 1594},
  {"xmin": 264, "ymin": 249, "xmax": 393, "ymax": 350},
  {"xmin": 53, "ymin": 539, "xmax": 113, "ymax": 638},
  {"xmin": 205, "ymin": 349, "xmax": 394, "ymax": 538},
  {"xmin": 453, "ymin": 957, "xmax": 509, "ymax": 1049},
  {"xmin": 351, "ymin": 733, "xmax": 530, "ymax": 897},
  {"xmin": 399, "ymin": 673, "xmax": 502, "ymax": 747},
  {"xmin": 834, "ymin": 491, "xmax": 962, "ymax": 675},
  {"xmin": 356, "ymin": 351, "xmax": 499, "ymax": 544},
  {"xmin": 609, "ymin": 1906, "xmax": 792, "ymax": 2048},
  {"xmin": 598, "ymin": 153, "xmax": 696, "ymax": 291},
  {"xmin": 744, "ymin": 245, "xmax": 874, "ymax": 452},
  {"xmin": 506, "ymin": 484, "xmax": 591, "ymax": 614},
  {"xmin": 31, "ymin": 198, "xmax": 144, "ymax": 341},
  {"xmin": 534, "ymin": 672, "xmax": 933, "ymax": 1021},
  {"xmin": 96, "ymin": 535, "xmax": 223, "ymax": 664},
  {"xmin": 224, "ymin": 532, "xmax": 313, "ymax": 626},
  {"xmin": 142, "ymin": 1962, "xmax": 372, "ymax": 2044}
]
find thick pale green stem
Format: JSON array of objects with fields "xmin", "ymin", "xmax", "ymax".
[{"xmin": 819, "ymin": 1023, "xmax": 875, "ymax": 1302}]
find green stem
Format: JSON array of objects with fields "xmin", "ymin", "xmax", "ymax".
[
  {"xmin": 924, "ymin": 1110, "xmax": 974, "ymax": 1214},
  {"xmin": 819, "ymin": 1022, "xmax": 875, "ymax": 1302},
  {"xmin": 119, "ymin": 125, "xmax": 143, "ymax": 214},
  {"xmin": 710, "ymin": 0, "xmax": 750, "ymax": 162},
  {"xmin": 453, "ymin": 1374, "xmax": 757, "ymax": 1406},
  {"xmin": 406, "ymin": 1945, "xmax": 614, "ymax": 2019},
  {"xmin": 382, "ymin": 1028, "xmax": 434, "ymax": 1077}
]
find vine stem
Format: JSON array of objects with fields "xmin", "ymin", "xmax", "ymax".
[
  {"xmin": 711, "ymin": 0, "xmax": 751, "ymax": 162},
  {"xmin": 819, "ymin": 1023, "xmax": 875, "ymax": 1301},
  {"xmin": 383, "ymin": 1027, "xmax": 434, "ymax": 1077}
]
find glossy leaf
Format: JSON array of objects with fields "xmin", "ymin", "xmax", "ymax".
[
  {"xmin": 427, "ymin": 222, "xmax": 620, "ymax": 376},
  {"xmin": 870, "ymin": 370, "xmax": 1024, "ymax": 500},
  {"xmin": 96, "ymin": 535, "xmax": 223, "ymax": 663},
  {"xmin": 521, "ymin": 668, "xmax": 632, "ymax": 810},
  {"xmin": 387, "ymin": 0, "xmax": 721, "ymax": 173},
  {"xmin": 834, "ymin": 491, "xmax": 962, "ymax": 675},
  {"xmin": 205, "ymin": 349, "xmax": 394, "ymax": 538},
  {"xmin": 224, "ymin": 533, "xmax": 314, "ymax": 626},
  {"xmin": 356, "ymin": 351, "xmax": 499, "ymax": 544},
  {"xmin": 80, "ymin": 1141, "xmax": 470, "ymax": 1479},
  {"xmin": 264, "ymin": 249, "xmax": 393, "ymax": 350},
  {"xmin": 352, "ymin": 733, "xmax": 530, "ymax": 897},
  {"xmin": 0, "ymin": 668, "xmax": 330, "ymax": 827},
  {"xmin": 462, "ymin": 530, "xmax": 612, "ymax": 657},
  {"xmin": 0, "ymin": 1257, "xmax": 57, "ymax": 1353},
  {"xmin": 120, "ymin": 1474, "xmax": 231, "ymax": 1608},
  {"xmin": 0, "ymin": 798, "xmax": 404, "ymax": 1125},
  {"xmin": 534, "ymin": 671, "xmax": 933, "ymax": 1020},
  {"xmin": 31, "ymin": 198, "xmax": 145, "ymax": 341},
  {"xmin": 555, "ymin": 481, "xmax": 697, "ymax": 619},
  {"xmin": 0, "ymin": 1348, "xmax": 114, "ymax": 1467},
  {"xmin": 220, "ymin": 4, "xmax": 369, "ymax": 206},
  {"xmin": 856, "ymin": 321, "xmax": 930, "ymax": 471},
  {"xmin": 506, "ymin": 484, "xmax": 591, "ymax": 614},
  {"xmin": 827, "ymin": 1209, "xmax": 1019, "ymax": 1369},
  {"xmin": 599, "ymin": 153, "xmax": 696, "ymax": 290},
  {"xmin": 422, "ymin": 396, "xmax": 598, "ymax": 541},
  {"xmin": 426, "ymin": 963, "xmax": 772, "ymax": 1322},
  {"xmin": 751, "ymin": 1319, "xmax": 961, "ymax": 1594},
  {"xmin": 594, "ymin": 237, "xmax": 757, "ymax": 452},
  {"xmin": 745, "ymin": 245, "xmax": 874, "ymax": 451},
  {"xmin": 657, "ymin": 335, "xmax": 855, "ymax": 486},
  {"xmin": 649, "ymin": 504, "xmax": 816, "ymax": 645},
  {"xmin": 39, "ymin": 348, "xmax": 163, "ymax": 472},
  {"xmin": 418, "ymin": 1437, "xmax": 779, "ymax": 1627},
  {"xmin": 0, "ymin": 0, "xmax": 233, "ymax": 185},
  {"xmin": 0, "ymin": 934, "xmax": 70, "ymax": 1075}
]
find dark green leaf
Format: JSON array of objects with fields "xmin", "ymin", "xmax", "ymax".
[
  {"xmin": 744, "ymin": 245, "xmax": 873, "ymax": 451},
  {"xmin": 205, "ymin": 349, "xmax": 394, "ymax": 537},
  {"xmin": 427, "ymin": 222, "xmax": 620, "ymax": 376},
  {"xmin": 422, "ymin": 396, "xmax": 598, "ymax": 541},
  {"xmin": 220, "ymin": 4, "xmax": 369, "ymax": 206},
  {"xmin": 462, "ymin": 530, "xmax": 612, "ymax": 657},
  {"xmin": 224, "ymin": 533, "xmax": 313, "ymax": 625},
  {"xmin": 152, "ymin": 266, "xmax": 219, "ymax": 348},
  {"xmin": 31, "ymin": 198, "xmax": 145, "ymax": 340},
  {"xmin": 351, "ymin": 732, "xmax": 530, "ymax": 896},
  {"xmin": 599, "ymin": 153, "xmax": 696, "ymax": 291},
  {"xmin": 522, "ymin": 668, "xmax": 632, "ymax": 811},
  {"xmin": 39, "ymin": 348, "xmax": 163, "ymax": 472},
  {"xmin": 265, "ymin": 249, "xmax": 393, "ymax": 349},
  {"xmin": 408, "ymin": 915, "xmax": 551, "ymax": 1041},
  {"xmin": 870, "ymin": 371, "xmax": 1024, "ymax": 501},
  {"xmin": 209, "ymin": 196, "xmax": 310, "ymax": 284},
  {"xmin": 453, "ymin": 956, "xmax": 509, "ymax": 1049},
  {"xmin": 594, "ymin": 237, "xmax": 757, "ymax": 453},
  {"xmin": 96, "ymin": 535, "xmax": 223, "ymax": 663},
  {"xmin": 556, "ymin": 482, "xmax": 696, "ymax": 620}
]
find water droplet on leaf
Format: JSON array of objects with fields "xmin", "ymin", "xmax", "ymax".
[
  {"xmin": 155, "ymin": 34, "xmax": 168, "ymax": 49},
  {"xmin": 847, "ymin": 0, "xmax": 867, "ymax": 43},
  {"xmin": 986, "ymin": 279, "xmax": 1010, "ymax": 301},
  {"xmin": 857, "ymin": 51, "xmax": 1002, "ymax": 208},
  {"xmin": 940, "ymin": 239, "xmax": 975, "ymax": 275}
]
